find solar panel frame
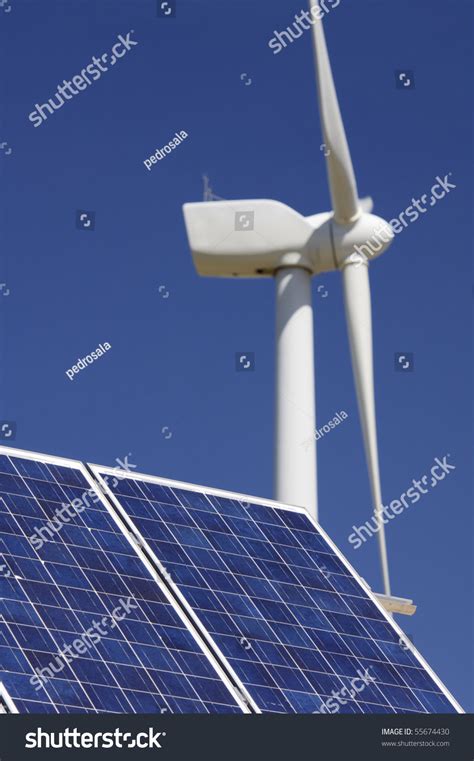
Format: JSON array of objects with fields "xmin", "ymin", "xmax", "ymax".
[
  {"xmin": 0, "ymin": 446, "xmax": 250, "ymax": 714},
  {"xmin": 0, "ymin": 679, "xmax": 16, "ymax": 712},
  {"xmin": 90, "ymin": 463, "xmax": 463, "ymax": 715}
]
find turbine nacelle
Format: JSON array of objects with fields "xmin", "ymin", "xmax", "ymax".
[
  {"xmin": 183, "ymin": 199, "xmax": 393, "ymax": 278},
  {"xmin": 183, "ymin": 199, "xmax": 314, "ymax": 278}
]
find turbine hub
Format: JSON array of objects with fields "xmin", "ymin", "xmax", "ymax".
[{"xmin": 332, "ymin": 213, "xmax": 394, "ymax": 270}]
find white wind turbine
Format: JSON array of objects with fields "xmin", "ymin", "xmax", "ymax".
[{"xmin": 183, "ymin": 3, "xmax": 410, "ymax": 608}]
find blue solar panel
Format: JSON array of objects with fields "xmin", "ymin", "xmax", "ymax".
[
  {"xmin": 0, "ymin": 450, "xmax": 244, "ymax": 713},
  {"xmin": 95, "ymin": 468, "xmax": 461, "ymax": 715}
]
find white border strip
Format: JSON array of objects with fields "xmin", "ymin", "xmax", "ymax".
[
  {"xmin": 90, "ymin": 460, "xmax": 464, "ymax": 715},
  {"xmin": 0, "ymin": 445, "xmax": 251, "ymax": 714},
  {"xmin": 0, "ymin": 681, "xmax": 18, "ymax": 713}
]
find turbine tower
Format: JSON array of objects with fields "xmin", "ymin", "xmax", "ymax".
[{"xmin": 183, "ymin": 2, "xmax": 394, "ymax": 597}]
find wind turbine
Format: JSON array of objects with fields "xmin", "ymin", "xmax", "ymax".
[{"xmin": 183, "ymin": 3, "xmax": 396, "ymax": 600}]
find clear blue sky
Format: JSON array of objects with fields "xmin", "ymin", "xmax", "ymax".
[{"xmin": 0, "ymin": 0, "xmax": 472, "ymax": 711}]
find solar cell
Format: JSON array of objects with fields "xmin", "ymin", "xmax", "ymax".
[
  {"xmin": 0, "ymin": 448, "xmax": 246, "ymax": 713},
  {"xmin": 93, "ymin": 466, "xmax": 462, "ymax": 715}
]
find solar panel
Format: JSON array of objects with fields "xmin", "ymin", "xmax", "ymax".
[
  {"xmin": 93, "ymin": 466, "xmax": 462, "ymax": 715},
  {"xmin": 0, "ymin": 448, "xmax": 246, "ymax": 713}
]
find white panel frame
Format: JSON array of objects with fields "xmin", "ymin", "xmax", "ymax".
[
  {"xmin": 0, "ymin": 445, "xmax": 251, "ymax": 714},
  {"xmin": 0, "ymin": 681, "xmax": 18, "ymax": 713},
  {"xmin": 89, "ymin": 461, "xmax": 464, "ymax": 715}
]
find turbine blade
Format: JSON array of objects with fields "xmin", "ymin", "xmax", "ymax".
[
  {"xmin": 341, "ymin": 261, "xmax": 391, "ymax": 596},
  {"xmin": 359, "ymin": 196, "xmax": 374, "ymax": 214},
  {"xmin": 310, "ymin": 1, "xmax": 360, "ymax": 224}
]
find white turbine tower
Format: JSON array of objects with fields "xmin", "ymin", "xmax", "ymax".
[{"xmin": 183, "ymin": 3, "xmax": 399, "ymax": 602}]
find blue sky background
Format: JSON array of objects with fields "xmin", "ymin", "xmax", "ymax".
[{"xmin": 0, "ymin": 0, "xmax": 472, "ymax": 711}]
